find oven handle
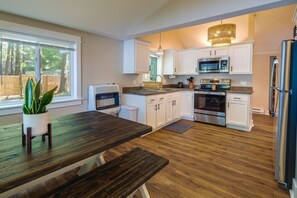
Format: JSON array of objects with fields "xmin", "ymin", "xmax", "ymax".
[{"xmin": 194, "ymin": 91, "xmax": 226, "ymax": 96}]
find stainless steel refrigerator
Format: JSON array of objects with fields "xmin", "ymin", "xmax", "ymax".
[{"xmin": 271, "ymin": 39, "xmax": 297, "ymax": 189}]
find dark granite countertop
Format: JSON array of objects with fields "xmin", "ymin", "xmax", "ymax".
[
  {"xmin": 122, "ymin": 86, "xmax": 194, "ymax": 96},
  {"xmin": 226, "ymin": 87, "xmax": 253, "ymax": 94},
  {"xmin": 122, "ymin": 86, "xmax": 253, "ymax": 96}
]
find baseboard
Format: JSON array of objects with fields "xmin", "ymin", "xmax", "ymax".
[{"xmin": 290, "ymin": 179, "xmax": 297, "ymax": 198}]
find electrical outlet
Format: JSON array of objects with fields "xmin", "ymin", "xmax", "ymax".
[{"xmin": 240, "ymin": 81, "xmax": 247, "ymax": 86}]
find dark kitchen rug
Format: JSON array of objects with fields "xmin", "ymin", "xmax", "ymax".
[{"xmin": 163, "ymin": 122, "xmax": 192, "ymax": 133}]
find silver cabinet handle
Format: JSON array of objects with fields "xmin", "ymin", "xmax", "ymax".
[
  {"xmin": 174, "ymin": 68, "xmax": 176, "ymax": 72},
  {"xmin": 158, "ymin": 104, "xmax": 160, "ymax": 110},
  {"xmin": 231, "ymin": 66, "xmax": 233, "ymax": 72},
  {"xmin": 228, "ymin": 102, "xmax": 229, "ymax": 108},
  {"xmin": 155, "ymin": 104, "xmax": 157, "ymax": 111},
  {"xmin": 150, "ymin": 99, "xmax": 155, "ymax": 102},
  {"xmin": 210, "ymin": 51, "xmax": 212, "ymax": 56},
  {"xmin": 234, "ymin": 97, "xmax": 241, "ymax": 100}
]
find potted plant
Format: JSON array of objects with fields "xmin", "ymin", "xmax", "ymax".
[{"xmin": 22, "ymin": 78, "xmax": 57, "ymax": 136}]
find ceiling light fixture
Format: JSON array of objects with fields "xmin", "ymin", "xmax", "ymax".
[
  {"xmin": 208, "ymin": 21, "xmax": 236, "ymax": 46},
  {"xmin": 156, "ymin": 32, "xmax": 163, "ymax": 55}
]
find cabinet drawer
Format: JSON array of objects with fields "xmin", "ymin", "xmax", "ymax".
[
  {"xmin": 157, "ymin": 95, "xmax": 166, "ymax": 102},
  {"xmin": 227, "ymin": 93, "xmax": 248, "ymax": 102},
  {"xmin": 146, "ymin": 96, "xmax": 156, "ymax": 104}
]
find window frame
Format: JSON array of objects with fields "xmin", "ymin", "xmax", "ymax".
[{"xmin": 0, "ymin": 20, "xmax": 82, "ymax": 116}]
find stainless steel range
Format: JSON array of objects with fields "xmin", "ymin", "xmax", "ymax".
[{"xmin": 194, "ymin": 79, "xmax": 231, "ymax": 126}]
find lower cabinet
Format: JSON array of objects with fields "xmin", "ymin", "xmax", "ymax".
[
  {"xmin": 180, "ymin": 91, "xmax": 194, "ymax": 120},
  {"xmin": 146, "ymin": 95, "xmax": 166, "ymax": 129},
  {"xmin": 165, "ymin": 93, "xmax": 180, "ymax": 123},
  {"xmin": 226, "ymin": 93, "xmax": 253, "ymax": 131}
]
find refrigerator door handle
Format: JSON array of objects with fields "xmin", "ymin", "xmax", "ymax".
[{"xmin": 269, "ymin": 60, "xmax": 278, "ymax": 116}]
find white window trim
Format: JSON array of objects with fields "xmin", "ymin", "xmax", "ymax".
[{"xmin": 0, "ymin": 20, "xmax": 82, "ymax": 116}]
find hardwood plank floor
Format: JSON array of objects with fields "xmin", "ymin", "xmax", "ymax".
[
  {"xmin": 104, "ymin": 114, "xmax": 290, "ymax": 198},
  {"xmin": 20, "ymin": 114, "xmax": 289, "ymax": 198}
]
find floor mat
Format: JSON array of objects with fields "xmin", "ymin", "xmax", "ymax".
[{"xmin": 163, "ymin": 122, "xmax": 192, "ymax": 133}]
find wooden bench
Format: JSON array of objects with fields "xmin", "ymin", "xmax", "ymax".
[{"xmin": 20, "ymin": 147, "xmax": 168, "ymax": 198}]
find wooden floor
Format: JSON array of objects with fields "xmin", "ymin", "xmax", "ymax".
[
  {"xmin": 21, "ymin": 114, "xmax": 290, "ymax": 198},
  {"xmin": 104, "ymin": 114, "xmax": 290, "ymax": 198}
]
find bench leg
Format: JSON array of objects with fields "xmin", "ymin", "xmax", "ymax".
[
  {"xmin": 95, "ymin": 152, "xmax": 105, "ymax": 166},
  {"xmin": 77, "ymin": 152, "xmax": 105, "ymax": 176},
  {"xmin": 139, "ymin": 184, "xmax": 150, "ymax": 198}
]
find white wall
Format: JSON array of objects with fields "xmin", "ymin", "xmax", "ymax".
[
  {"xmin": 252, "ymin": 5, "xmax": 295, "ymax": 113},
  {"xmin": 0, "ymin": 12, "xmax": 138, "ymax": 125}
]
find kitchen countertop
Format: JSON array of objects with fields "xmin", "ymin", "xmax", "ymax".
[
  {"xmin": 122, "ymin": 87, "xmax": 193, "ymax": 96},
  {"xmin": 122, "ymin": 86, "xmax": 253, "ymax": 95},
  {"xmin": 226, "ymin": 86, "xmax": 253, "ymax": 94}
]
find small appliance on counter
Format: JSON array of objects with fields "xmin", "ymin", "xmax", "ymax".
[
  {"xmin": 187, "ymin": 77, "xmax": 194, "ymax": 89},
  {"xmin": 177, "ymin": 82, "xmax": 184, "ymax": 88},
  {"xmin": 194, "ymin": 79, "xmax": 231, "ymax": 126}
]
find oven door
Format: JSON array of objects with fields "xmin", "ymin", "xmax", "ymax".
[
  {"xmin": 194, "ymin": 91, "xmax": 226, "ymax": 115},
  {"xmin": 198, "ymin": 58, "xmax": 220, "ymax": 73}
]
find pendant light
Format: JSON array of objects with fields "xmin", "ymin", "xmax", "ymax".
[
  {"xmin": 156, "ymin": 32, "xmax": 163, "ymax": 55},
  {"xmin": 208, "ymin": 20, "xmax": 236, "ymax": 46}
]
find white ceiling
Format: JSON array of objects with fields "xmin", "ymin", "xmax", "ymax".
[{"xmin": 0, "ymin": 0, "xmax": 295, "ymax": 40}]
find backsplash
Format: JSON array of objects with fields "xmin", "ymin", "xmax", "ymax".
[{"xmin": 165, "ymin": 74, "xmax": 252, "ymax": 87}]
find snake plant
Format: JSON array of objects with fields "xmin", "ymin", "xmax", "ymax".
[{"xmin": 22, "ymin": 78, "xmax": 58, "ymax": 114}]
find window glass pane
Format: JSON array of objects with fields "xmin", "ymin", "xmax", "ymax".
[
  {"xmin": 40, "ymin": 48, "xmax": 71, "ymax": 97},
  {"xmin": 0, "ymin": 40, "xmax": 35, "ymax": 101}
]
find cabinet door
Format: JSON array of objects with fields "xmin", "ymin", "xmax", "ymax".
[
  {"xmin": 172, "ymin": 98, "xmax": 180, "ymax": 120},
  {"xmin": 184, "ymin": 92, "xmax": 194, "ymax": 118},
  {"xmin": 213, "ymin": 47, "xmax": 228, "ymax": 57},
  {"xmin": 229, "ymin": 43, "xmax": 252, "ymax": 74},
  {"xmin": 226, "ymin": 101, "xmax": 248, "ymax": 127},
  {"xmin": 136, "ymin": 41, "xmax": 150, "ymax": 73},
  {"xmin": 163, "ymin": 49, "xmax": 179, "ymax": 75},
  {"xmin": 147, "ymin": 102, "xmax": 157, "ymax": 129},
  {"xmin": 198, "ymin": 48, "xmax": 212, "ymax": 59},
  {"xmin": 166, "ymin": 99, "xmax": 173, "ymax": 123},
  {"xmin": 156, "ymin": 97, "xmax": 166, "ymax": 127},
  {"xmin": 179, "ymin": 49, "xmax": 198, "ymax": 74},
  {"xmin": 180, "ymin": 92, "xmax": 193, "ymax": 118}
]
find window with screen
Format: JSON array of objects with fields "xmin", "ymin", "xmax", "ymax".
[{"xmin": 0, "ymin": 20, "xmax": 81, "ymax": 114}]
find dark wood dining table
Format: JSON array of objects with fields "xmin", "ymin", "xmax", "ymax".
[{"xmin": 0, "ymin": 111, "xmax": 152, "ymax": 197}]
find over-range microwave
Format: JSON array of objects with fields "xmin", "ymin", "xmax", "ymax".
[{"xmin": 197, "ymin": 56, "xmax": 229, "ymax": 73}]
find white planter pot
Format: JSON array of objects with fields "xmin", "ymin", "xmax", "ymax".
[{"xmin": 23, "ymin": 112, "xmax": 50, "ymax": 136}]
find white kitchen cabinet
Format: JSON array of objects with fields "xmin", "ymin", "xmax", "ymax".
[
  {"xmin": 229, "ymin": 43, "xmax": 253, "ymax": 74},
  {"xmin": 123, "ymin": 39, "xmax": 150, "ymax": 74},
  {"xmin": 178, "ymin": 49, "xmax": 199, "ymax": 75},
  {"xmin": 147, "ymin": 98, "xmax": 157, "ymax": 129},
  {"xmin": 122, "ymin": 94, "xmax": 166, "ymax": 130},
  {"xmin": 226, "ymin": 93, "xmax": 253, "ymax": 131},
  {"xmin": 166, "ymin": 93, "xmax": 180, "ymax": 123},
  {"xmin": 180, "ymin": 91, "xmax": 194, "ymax": 120},
  {"xmin": 163, "ymin": 49, "xmax": 179, "ymax": 75},
  {"xmin": 198, "ymin": 47, "xmax": 229, "ymax": 59},
  {"xmin": 145, "ymin": 95, "xmax": 166, "ymax": 129},
  {"xmin": 156, "ymin": 96, "xmax": 166, "ymax": 127}
]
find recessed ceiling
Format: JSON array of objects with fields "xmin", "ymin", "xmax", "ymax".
[{"xmin": 0, "ymin": 0, "xmax": 295, "ymax": 40}]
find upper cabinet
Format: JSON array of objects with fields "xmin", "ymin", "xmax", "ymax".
[
  {"xmin": 229, "ymin": 43, "xmax": 253, "ymax": 74},
  {"xmin": 123, "ymin": 39, "xmax": 150, "ymax": 74},
  {"xmin": 163, "ymin": 49, "xmax": 179, "ymax": 75},
  {"xmin": 198, "ymin": 47, "xmax": 229, "ymax": 59},
  {"xmin": 178, "ymin": 49, "xmax": 198, "ymax": 75}
]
